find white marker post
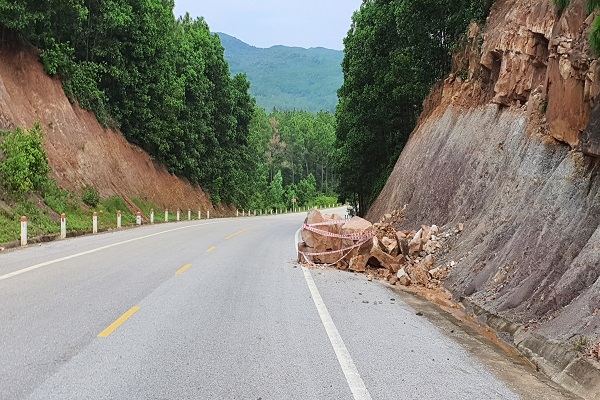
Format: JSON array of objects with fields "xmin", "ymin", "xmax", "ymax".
[
  {"xmin": 61, "ymin": 213, "xmax": 67, "ymax": 239},
  {"xmin": 117, "ymin": 211, "xmax": 122, "ymax": 228},
  {"xmin": 236, "ymin": 209, "xmax": 239, "ymax": 217},
  {"xmin": 93, "ymin": 212, "xmax": 98, "ymax": 234},
  {"xmin": 165, "ymin": 209, "xmax": 169, "ymax": 222},
  {"xmin": 188, "ymin": 210, "xmax": 191, "ymax": 221},
  {"xmin": 206, "ymin": 210, "xmax": 210, "ymax": 219},
  {"xmin": 176, "ymin": 209, "xmax": 180, "ymax": 221},
  {"xmin": 254, "ymin": 210, "xmax": 257, "ymax": 217},
  {"xmin": 242, "ymin": 210, "xmax": 245, "ymax": 217},
  {"xmin": 198, "ymin": 210, "xmax": 201, "ymax": 220},
  {"xmin": 20, "ymin": 216, "xmax": 27, "ymax": 246},
  {"xmin": 136, "ymin": 211, "xmax": 142, "ymax": 225},
  {"xmin": 150, "ymin": 209, "xmax": 154, "ymax": 224}
]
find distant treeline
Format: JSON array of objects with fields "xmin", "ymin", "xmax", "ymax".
[{"xmin": 218, "ymin": 33, "xmax": 344, "ymax": 114}]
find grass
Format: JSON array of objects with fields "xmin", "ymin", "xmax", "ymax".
[{"xmin": 0, "ymin": 184, "xmax": 168, "ymax": 245}]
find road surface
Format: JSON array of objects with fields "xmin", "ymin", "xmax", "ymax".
[{"xmin": 0, "ymin": 208, "xmax": 577, "ymax": 399}]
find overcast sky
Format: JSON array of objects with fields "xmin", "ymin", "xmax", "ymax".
[{"xmin": 173, "ymin": 1, "xmax": 363, "ymax": 50}]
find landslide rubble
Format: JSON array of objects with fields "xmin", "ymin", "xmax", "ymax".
[{"xmin": 298, "ymin": 209, "xmax": 463, "ymax": 291}]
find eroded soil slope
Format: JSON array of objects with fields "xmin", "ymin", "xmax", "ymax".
[{"xmin": 0, "ymin": 44, "xmax": 228, "ymax": 216}]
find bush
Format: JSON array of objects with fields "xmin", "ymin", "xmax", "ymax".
[
  {"xmin": 312, "ymin": 195, "xmax": 338, "ymax": 207},
  {"xmin": 0, "ymin": 123, "xmax": 50, "ymax": 198},
  {"xmin": 590, "ymin": 15, "xmax": 600, "ymax": 56},
  {"xmin": 81, "ymin": 187, "xmax": 100, "ymax": 208},
  {"xmin": 553, "ymin": 0, "xmax": 570, "ymax": 12}
]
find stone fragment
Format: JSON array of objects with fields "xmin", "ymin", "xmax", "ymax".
[
  {"xmin": 389, "ymin": 275, "xmax": 399, "ymax": 285},
  {"xmin": 370, "ymin": 242, "xmax": 403, "ymax": 272},
  {"xmin": 349, "ymin": 254, "xmax": 369, "ymax": 272},
  {"xmin": 422, "ymin": 254, "xmax": 435, "ymax": 269},
  {"xmin": 381, "ymin": 236, "xmax": 399, "ymax": 255},
  {"xmin": 397, "ymin": 268, "xmax": 411, "ymax": 286},
  {"xmin": 421, "ymin": 225, "xmax": 432, "ymax": 241},
  {"xmin": 408, "ymin": 229, "xmax": 423, "ymax": 255},
  {"xmin": 458, "ymin": 223, "xmax": 464, "ymax": 232},
  {"xmin": 410, "ymin": 263, "xmax": 430, "ymax": 286}
]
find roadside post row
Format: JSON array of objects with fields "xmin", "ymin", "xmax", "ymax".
[{"xmin": 16, "ymin": 203, "xmax": 343, "ymax": 247}]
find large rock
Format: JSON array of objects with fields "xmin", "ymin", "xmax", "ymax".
[
  {"xmin": 302, "ymin": 208, "xmax": 325, "ymax": 248},
  {"xmin": 408, "ymin": 228, "xmax": 423, "ymax": 255},
  {"xmin": 381, "ymin": 236, "xmax": 399, "ymax": 256},
  {"xmin": 349, "ymin": 254, "xmax": 369, "ymax": 272},
  {"xmin": 370, "ymin": 238, "xmax": 406, "ymax": 272},
  {"xmin": 409, "ymin": 263, "xmax": 430, "ymax": 286}
]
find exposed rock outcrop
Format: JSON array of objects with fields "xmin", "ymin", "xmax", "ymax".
[{"xmin": 368, "ymin": 1, "xmax": 600, "ymax": 397}]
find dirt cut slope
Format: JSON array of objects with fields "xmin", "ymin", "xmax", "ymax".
[{"xmin": 0, "ymin": 44, "xmax": 228, "ymax": 216}]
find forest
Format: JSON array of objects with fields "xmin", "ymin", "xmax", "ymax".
[
  {"xmin": 0, "ymin": 0, "xmax": 501, "ymax": 216},
  {"xmin": 218, "ymin": 32, "xmax": 344, "ymax": 114},
  {"xmin": 335, "ymin": 0, "xmax": 491, "ymax": 213},
  {"xmin": 0, "ymin": 0, "xmax": 337, "ymax": 211}
]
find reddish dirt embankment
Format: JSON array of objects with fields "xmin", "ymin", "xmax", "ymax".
[
  {"xmin": 368, "ymin": 1, "xmax": 600, "ymax": 397},
  {"xmin": 0, "ymin": 43, "xmax": 229, "ymax": 216}
]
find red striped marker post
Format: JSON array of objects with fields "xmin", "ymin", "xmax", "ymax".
[
  {"xmin": 61, "ymin": 213, "xmax": 66, "ymax": 239},
  {"xmin": 20, "ymin": 216, "xmax": 27, "ymax": 246},
  {"xmin": 93, "ymin": 212, "xmax": 98, "ymax": 234}
]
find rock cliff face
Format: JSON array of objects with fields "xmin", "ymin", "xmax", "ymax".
[
  {"xmin": 0, "ymin": 44, "xmax": 225, "ymax": 215},
  {"xmin": 369, "ymin": 0, "xmax": 600, "ymax": 346}
]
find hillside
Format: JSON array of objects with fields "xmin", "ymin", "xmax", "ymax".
[
  {"xmin": 367, "ymin": 0, "xmax": 600, "ymax": 397},
  {"xmin": 0, "ymin": 44, "xmax": 226, "ymax": 217},
  {"xmin": 217, "ymin": 33, "xmax": 343, "ymax": 113}
]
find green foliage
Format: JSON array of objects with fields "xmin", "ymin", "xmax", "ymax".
[
  {"xmin": 218, "ymin": 33, "xmax": 343, "ymax": 113},
  {"xmin": 553, "ymin": 0, "xmax": 570, "ymax": 12},
  {"xmin": 571, "ymin": 335, "xmax": 590, "ymax": 353},
  {"xmin": 540, "ymin": 98, "xmax": 549, "ymax": 114},
  {"xmin": 312, "ymin": 195, "xmax": 338, "ymax": 208},
  {"xmin": 0, "ymin": 123, "xmax": 50, "ymax": 198},
  {"xmin": 81, "ymin": 187, "xmax": 100, "ymax": 207},
  {"xmin": 335, "ymin": 0, "xmax": 488, "ymax": 215},
  {"xmin": 589, "ymin": 2, "xmax": 600, "ymax": 55},
  {"xmin": 589, "ymin": 0, "xmax": 600, "ymax": 14},
  {"xmin": 240, "ymin": 107, "xmax": 338, "ymax": 210}
]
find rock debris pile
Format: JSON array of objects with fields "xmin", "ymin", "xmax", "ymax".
[{"xmin": 297, "ymin": 209, "xmax": 463, "ymax": 288}]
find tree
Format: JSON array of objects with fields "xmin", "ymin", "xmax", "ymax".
[{"xmin": 335, "ymin": 0, "xmax": 487, "ymax": 215}]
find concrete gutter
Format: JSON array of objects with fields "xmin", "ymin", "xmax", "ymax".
[{"xmin": 462, "ymin": 298, "xmax": 600, "ymax": 400}]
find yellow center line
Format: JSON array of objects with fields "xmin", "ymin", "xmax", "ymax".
[
  {"xmin": 176, "ymin": 264, "xmax": 192, "ymax": 275},
  {"xmin": 225, "ymin": 228, "xmax": 253, "ymax": 240},
  {"xmin": 207, "ymin": 246, "xmax": 216, "ymax": 253},
  {"xmin": 98, "ymin": 306, "xmax": 141, "ymax": 338}
]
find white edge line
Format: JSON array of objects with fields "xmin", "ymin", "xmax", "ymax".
[
  {"xmin": 0, "ymin": 220, "xmax": 230, "ymax": 282},
  {"xmin": 301, "ymin": 266, "xmax": 372, "ymax": 400}
]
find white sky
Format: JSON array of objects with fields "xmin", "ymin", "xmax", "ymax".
[{"xmin": 173, "ymin": 1, "xmax": 363, "ymax": 50}]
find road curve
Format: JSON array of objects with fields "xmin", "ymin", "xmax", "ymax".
[{"xmin": 0, "ymin": 209, "xmax": 577, "ymax": 399}]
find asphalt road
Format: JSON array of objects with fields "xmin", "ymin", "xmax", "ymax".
[{"xmin": 0, "ymin": 208, "xmax": 578, "ymax": 399}]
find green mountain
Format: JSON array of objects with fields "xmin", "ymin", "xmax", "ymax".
[{"xmin": 217, "ymin": 33, "xmax": 343, "ymax": 113}]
